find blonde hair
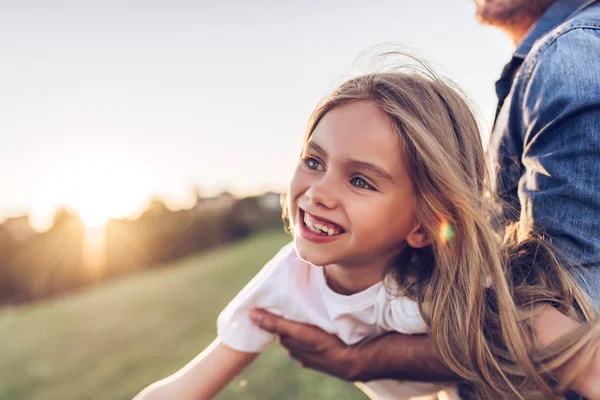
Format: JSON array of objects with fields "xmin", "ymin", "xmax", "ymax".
[{"xmin": 285, "ymin": 67, "xmax": 600, "ymax": 398}]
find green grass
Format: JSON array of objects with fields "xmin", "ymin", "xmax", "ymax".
[{"xmin": 0, "ymin": 230, "xmax": 367, "ymax": 400}]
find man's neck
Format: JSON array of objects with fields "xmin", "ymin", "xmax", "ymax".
[{"xmin": 501, "ymin": 15, "xmax": 538, "ymax": 46}]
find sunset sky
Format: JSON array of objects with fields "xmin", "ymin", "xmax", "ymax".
[{"xmin": 1, "ymin": 0, "xmax": 513, "ymax": 230}]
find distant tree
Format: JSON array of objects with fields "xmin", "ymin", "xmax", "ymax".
[
  {"xmin": 0, "ymin": 225, "xmax": 20, "ymax": 304},
  {"xmin": 0, "ymin": 192, "xmax": 285, "ymax": 309},
  {"xmin": 52, "ymin": 206, "xmax": 81, "ymax": 228}
]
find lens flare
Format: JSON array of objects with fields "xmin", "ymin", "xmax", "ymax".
[{"xmin": 440, "ymin": 218, "xmax": 455, "ymax": 244}]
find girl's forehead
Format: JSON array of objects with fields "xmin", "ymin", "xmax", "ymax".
[
  {"xmin": 307, "ymin": 101, "xmax": 411, "ymax": 177},
  {"xmin": 309, "ymin": 101, "xmax": 402, "ymax": 157}
]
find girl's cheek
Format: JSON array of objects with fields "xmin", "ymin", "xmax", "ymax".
[
  {"xmin": 288, "ymin": 168, "xmax": 301, "ymax": 195},
  {"xmin": 289, "ymin": 167, "xmax": 310, "ymax": 196},
  {"xmin": 351, "ymin": 199, "xmax": 390, "ymax": 227}
]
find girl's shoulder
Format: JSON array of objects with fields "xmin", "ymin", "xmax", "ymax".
[
  {"xmin": 376, "ymin": 281, "xmax": 428, "ymax": 334},
  {"xmin": 260, "ymin": 241, "xmax": 310, "ymax": 280},
  {"xmin": 270, "ymin": 241, "xmax": 300, "ymax": 264}
]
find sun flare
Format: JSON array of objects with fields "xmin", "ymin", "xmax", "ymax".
[
  {"xmin": 79, "ymin": 207, "xmax": 110, "ymax": 227},
  {"xmin": 36, "ymin": 156, "xmax": 150, "ymax": 229}
]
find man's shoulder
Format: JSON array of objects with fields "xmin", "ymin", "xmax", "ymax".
[
  {"xmin": 524, "ymin": 3, "xmax": 600, "ymax": 70},
  {"xmin": 571, "ymin": 1, "xmax": 600, "ymax": 25},
  {"xmin": 515, "ymin": 11, "xmax": 600, "ymax": 96},
  {"xmin": 553, "ymin": 1, "xmax": 600, "ymax": 40}
]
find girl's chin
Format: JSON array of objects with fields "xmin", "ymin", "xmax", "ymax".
[{"xmin": 294, "ymin": 240, "xmax": 336, "ymax": 267}]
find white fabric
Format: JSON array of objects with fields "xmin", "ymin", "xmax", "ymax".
[{"xmin": 217, "ymin": 242, "xmax": 457, "ymax": 400}]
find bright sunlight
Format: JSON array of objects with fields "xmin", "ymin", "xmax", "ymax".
[
  {"xmin": 34, "ymin": 156, "xmax": 151, "ymax": 229},
  {"xmin": 68, "ymin": 158, "xmax": 149, "ymax": 226}
]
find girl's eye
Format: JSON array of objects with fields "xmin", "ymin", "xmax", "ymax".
[
  {"xmin": 304, "ymin": 157, "xmax": 324, "ymax": 171},
  {"xmin": 350, "ymin": 176, "xmax": 375, "ymax": 190}
]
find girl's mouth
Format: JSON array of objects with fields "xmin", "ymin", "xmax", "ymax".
[{"xmin": 300, "ymin": 209, "xmax": 345, "ymax": 237}]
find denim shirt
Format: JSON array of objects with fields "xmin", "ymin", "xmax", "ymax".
[{"xmin": 489, "ymin": 0, "xmax": 600, "ymax": 310}]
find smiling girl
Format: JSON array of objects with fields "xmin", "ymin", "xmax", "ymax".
[{"xmin": 135, "ymin": 66, "xmax": 600, "ymax": 399}]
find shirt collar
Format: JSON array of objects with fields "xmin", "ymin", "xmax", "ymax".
[{"xmin": 513, "ymin": 0, "xmax": 598, "ymax": 59}]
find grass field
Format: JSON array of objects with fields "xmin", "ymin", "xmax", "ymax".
[{"xmin": 0, "ymin": 230, "xmax": 367, "ymax": 400}]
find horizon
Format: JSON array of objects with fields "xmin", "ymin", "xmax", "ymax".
[{"xmin": 0, "ymin": 186, "xmax": 283, "ymax": 231}]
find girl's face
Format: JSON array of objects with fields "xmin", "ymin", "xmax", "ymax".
[{"xmin": 288, "ymin": 100, "xmax": 423, "ymax": 270}]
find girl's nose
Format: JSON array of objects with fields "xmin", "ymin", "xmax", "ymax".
[{"xmin": 304, "ymin": 178, "xmax": 339, "ymax": 209}]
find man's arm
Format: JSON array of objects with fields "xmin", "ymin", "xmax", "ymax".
[
  {"xmin": 534, "ymin": 306, "xmax": 600, "ymax": 399},
  {"xmin": 516, "ymin": 27, "xmax": 600, "ymax": 308},
  {"xmin": 251, "ymin": 309, "xmax": 457, "ymax": 382}
]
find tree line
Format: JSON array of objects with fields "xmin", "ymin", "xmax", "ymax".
[{"xmin": 0, "ymin": 192, "xmax": 284, "ymax": 307}]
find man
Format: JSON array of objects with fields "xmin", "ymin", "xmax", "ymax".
[{"xmin": 251, "ymin": 0, "xmax": 600, "ymax": 396}]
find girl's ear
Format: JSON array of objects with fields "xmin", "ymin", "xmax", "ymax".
[{"xmin": 406, "ymin": 224, "xmax": 432, "ymax": 249}]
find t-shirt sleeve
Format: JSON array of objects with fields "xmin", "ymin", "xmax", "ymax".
[
  {"xmin": 377, "ymin": 290, "xmax": 428, "ymax": 335},
  {"xmin": 217, "ymin": 242, "xmax": 295, "ymax": 353}
]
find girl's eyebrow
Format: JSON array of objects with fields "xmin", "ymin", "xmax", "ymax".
[
  {"xmin": 306, "ymin": 141, "xmax": 326, "ymax": 155},
  {"xmin": 346, "ymin": 160, "xmax": 394, "ymax": 183},
  {"xmin": 306, "ymin": 141, "xmax": 393, "ymax": 183}
]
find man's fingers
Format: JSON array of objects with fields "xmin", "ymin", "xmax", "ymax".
[
  {"xmin": 251, "ymin": 309, "xmax": 321, "ymax": 346},
  {"xmin": 251, "ymin": 309, "xmax": 353, "ymax": 381},
  {"xmin": 251, "ymin": 309, "xmax": 299, "ymax": 336},
  {"xmin": 280, "ymin": 334, "xmax": 315, "ymax": 352},
  {"xmin": 286, "ymin": 349, "xmax": 329, "ymax": 374}
]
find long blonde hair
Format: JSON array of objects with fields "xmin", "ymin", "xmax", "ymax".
[{"xmin": 287, "ymin": 67, "xmax": 600, "ymax": 398}]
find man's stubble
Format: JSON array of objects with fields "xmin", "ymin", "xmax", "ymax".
[{"xmin": 475, "ymin": 0, "xmax": 556, "ymax": 29}]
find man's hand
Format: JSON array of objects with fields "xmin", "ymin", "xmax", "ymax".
[
  {"xmin": 251, "ymin": 309, "xmax": 360, "ymax": 381},
  {"xmin": 251, "ymin": 309, "xmax": 457, "ymax": 383}
]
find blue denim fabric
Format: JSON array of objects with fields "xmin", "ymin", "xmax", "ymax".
[{"xmin": 489, "ymin": 0, "xmax": 600, "ymax": 311}]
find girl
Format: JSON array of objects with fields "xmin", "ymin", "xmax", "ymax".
[{"xmin": 135, "ymin": 66, "xmax": 600, "ymax": 399}]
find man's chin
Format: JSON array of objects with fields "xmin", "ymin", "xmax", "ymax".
[
  {"xmin": 475, "ymin": 6, "xmax": 508, "ymax": 27},
  {"xmin": 474, "ymin": 0, "xmax": 555, "ymax": 28}
]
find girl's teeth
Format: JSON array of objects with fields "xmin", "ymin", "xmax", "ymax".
[
  {"xmin": 309, "ymin": 225, "xmax": 322, "ymax": 234},
  {"xmin": 302, "ymin": 211, "xmax": 342, "ymax": 236}
]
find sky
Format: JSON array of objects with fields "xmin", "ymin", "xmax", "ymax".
[{"xmin": 0, "ymin": 0, "xmax": 513, "ymax": 229}]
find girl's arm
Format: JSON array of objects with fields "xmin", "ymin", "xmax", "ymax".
[
  {"xmin": 134, "ymin": 338, "xmax": 258, "ymax": 400},
  {"xmin": 534, "ymin": 306, "xmax": 600, "ymax": 399}
]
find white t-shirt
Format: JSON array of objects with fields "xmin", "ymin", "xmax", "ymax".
[{"xmin": 217, "ymin": 242, "xmax": 456, "ymax": 400}]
